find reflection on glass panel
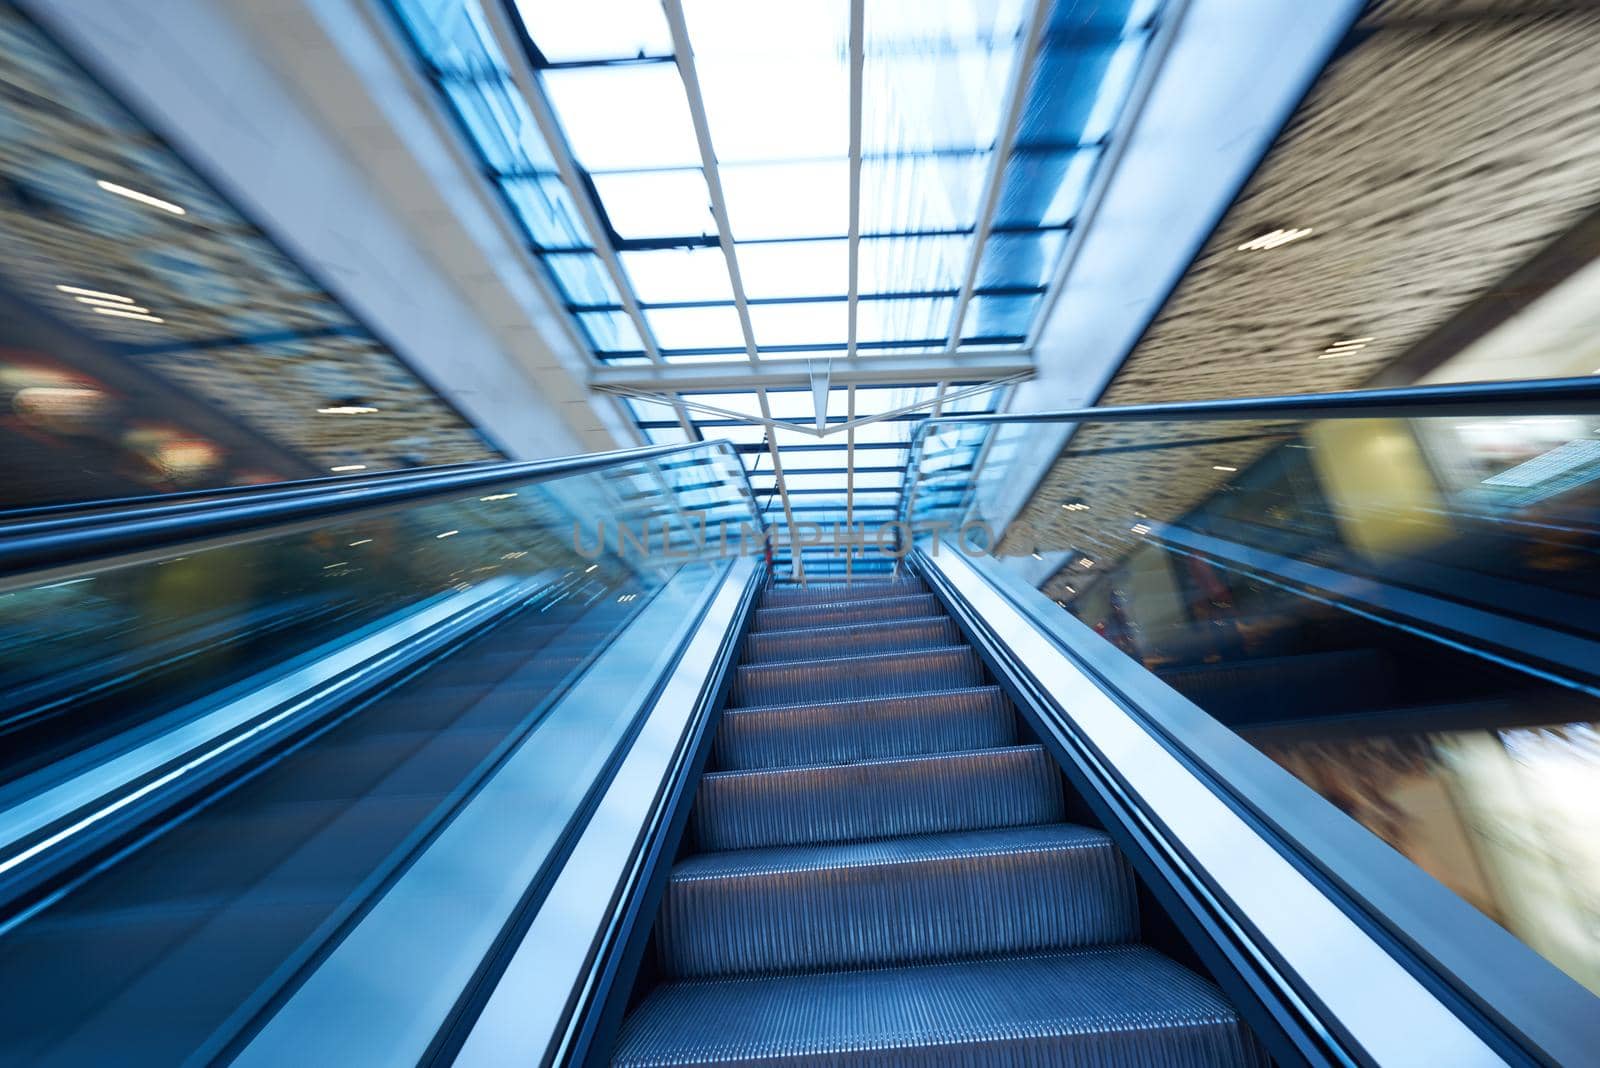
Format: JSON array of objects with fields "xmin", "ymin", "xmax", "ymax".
[
  {"xmin": 513, "ymin": 0, "xmax": 673, "ymax": 62},
  {"xmin": 736, "ymin": 240, "xmax": 849, "ymax": 299},
  {"xmin": 0, "ymin": 440, "xmax": 759, "ymax": 1060},
  {"xmin": 862, "ymin": 0, "xmax": 1027, "ymax": 155},
  {"xmin": 500, "ymin": 176, "xmax": 592, "ymax": 250},
  {"xmin": 545, "ymin": 252, "xmax": 620, "ymax": 307},
  {"xmin": 443, "ymin": 79, "xmax": 558, "ymax": 175},
  {"xmin": 721, "ymin": 160, "xmax": 851, "ymax": 240},
  {"xmin": 748, "ymin": 300, "xmax": 849, "ymax": 348},
  {"xmin": 977, "ymin": 230, "xmax": 1067, "ymax": 291},
  {"xmin": 993, "ymin": 150, "xmax": 1099, "ymax": 230},
  {"xmin": 577, "ymin": 309, "xmax": 644, "ymax": 351},
  {"xmin": 684, "ymin": 0, "xmax": 849, "ymax": 164},
  {"xmin": 1082, "ymin": 37, "xmax": 1147, "ymax": 142},
  {"xmin": 541, "ymin": 64, "xmax": 703, "ymax": 171},
  {"xmin": 590, "ymin": 169, "xmax": 716, "ymax": 240},
  {"xmin": 858, "ymin": 233, "xmax": 970, "ymax": 292},
  {"xmin": 857, "ymin": 296, "xmax": 954, "ymax": 344},
  {"xmin": 643, "ymin": 304, "xmax": 746, "ymax": 350},
  {"xmin": 860, "ymin": 154, "xmax": 986, "ymax": 234},
  {"xmin": 917, "ymin": 410, "xmax": 1600, "ymax": 995},
  {"xmin": 963, "ymin": 293, "xmax": 1039, "ymax": 339},
  {"xmin": 622, "ymin": 247, "xmax": 734, "ymax": 305}
]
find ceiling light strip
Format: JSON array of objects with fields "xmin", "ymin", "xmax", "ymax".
[{"xmin": 941, "ymin": 0, "xmax": 1052, "ymax": 355}]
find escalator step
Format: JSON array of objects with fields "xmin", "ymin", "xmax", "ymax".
[
  {"xmin": 714, "ymin": 686, "xmax": 1015, "ymax": 771},
  {"xmin": 730, "ymin": 646, "xmax": 982, "ymax": 707},
  {"xmin": 613, "ymin": 945, "xmax": 1270, "ymax": 1067},
  {"xmin": 753, "ymin": 594, "xmax": 941, "ymax": 633},
  {"xmin": 743, "ymin": 616, "xmax": 960, "ymax": 664},
  {"xmin": 693, "ymin": 745, "xmax": 1064, "ymax": 851},
  {"xmin": 656, "ymin": 824, "xmax": 1138, "ymax": 978},
  {"xmin": 759, "ymin": 578, "xmax": 926, "ymax": 608}
]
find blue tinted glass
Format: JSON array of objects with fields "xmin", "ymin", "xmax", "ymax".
[
  {"xmin": 578, "ymin": 309, "xmax": 644, "ymax": 351},
  {"xmin": 545, "ymin": 252, "xmax": 620, "ymax": 307},
  {"xmin": 963, "ymin": 293, "xmax": 1039, "ymax": 339},
  {"xmin": 500, "ymin": 176, "xmax": 590, "ymax": 249}
]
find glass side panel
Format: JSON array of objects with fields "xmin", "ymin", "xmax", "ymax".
[
  {"xmin": 907, "ymin": 410, "xmax": 1600, "ymax": 996},
  {"xmin": 0, "ymin": 443, "xmax": 759, "ymax": 1062}
]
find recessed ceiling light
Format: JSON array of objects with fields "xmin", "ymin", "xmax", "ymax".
[
  {"xmin": 1212, "ymin": 464, "xmax": 1238, "ymax": 472},
  {"xmin": 76, "ymin": 295, "xmax": 150, "ymax": 311},
  {"xmin": 318, "ymin": 405, "xmax": 380, "ymax": 415},
  {"xmin": 1078, "ymin": 557, "xmax": 1095, "ymax": 568},
  {"xmin": 479, "ymin": 492, "xmax": 518, "ymax": 502},
  {"xmin": 1238, "ymin": 227, "xmax": 1313, "ymax": 252},
  {"xmin": 97, "ymin": 179, "xmax": 186, "ymax": 215},
  {"xmin": 56, "ymin": 284, "xmax": 133, "ymax": 303},
  {"xmin": 585, "ymin": 563, "xmax": 600, "ymax": 572},
  {"xmin": 330, "ymin": 464, "xmax": 367, "ymax": 472},
  {"xmin": 348, "ymin": 538, "xmax": 373, "ymax": 547},
  {"xmin": 92, "ymin": 306, "xmax": 164, "ymax": 323},
  {"xmin": 1131, "ymin": 523, "xmax": 1151, "ymax": 535},
  {"xmin": 436, "ymin": 530, "xmax": 459, "ymax": 539},
  {"xmin": 1030, "ymin": 552, "xmax": 1043, "ymax": 561}
]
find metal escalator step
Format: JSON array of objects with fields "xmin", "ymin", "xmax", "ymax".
[
  {"xmin": 743, "ymin": 616, "xmax": 960, "ymax": 665},
  {"xmin": 656, "ymin": 824, "xmax": 1138, "ymax": 978},
  {"xmin": 714, "ymin": 686, "xmax": 1015, "ymax": 771},
  {"xmin": 612, "ymin": 945, "xmax": 1270, "ymax": 1067},
  {"xmin": 729, "ymin": 646, "xmax": 982, "ymax": 707},
  {"xmin": 754, "ymin": 594, "xmax": 940, "ymax": 633},
  {"xmin": 759, "ymin": 578, "xmax": 926, "ymax": 608},
  {"xmin": 693, "ymin": 745, "xmax": 1064, "ymax": 851}
]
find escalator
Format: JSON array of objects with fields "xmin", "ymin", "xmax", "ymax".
[
  {"xmin": 614, "ymin": 575, "xmax": 1266, "ymax": 1066},
  {"xmin": 0, "ymin": 377, "xmax": 1597, "ymax": 1066}
]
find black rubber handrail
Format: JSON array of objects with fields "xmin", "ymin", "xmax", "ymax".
[{"xmin": 0, "ymin": 439, "xmax": 757, "ymax": 579}]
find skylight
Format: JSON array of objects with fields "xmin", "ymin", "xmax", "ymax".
[{"xmin": 384, "ymin": 0, "xmax": 1172, "ymax": 577}]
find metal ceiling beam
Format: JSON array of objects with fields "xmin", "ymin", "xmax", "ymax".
[
  {"xmin": 590, "ymin": 351, "xmax": 1032, "ymax": 391},
  {"xmin": 942, "ymin": 0, "xmax": 1052, "ymax": 353}
]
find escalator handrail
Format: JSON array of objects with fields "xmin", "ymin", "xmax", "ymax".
[
  {"xmin": 0, "ymin": 438, "xmax": 759, "ymax": 579},
  {"xmin": 910, "ymin": 373, "xmax": 1600, "ymax": 439}
]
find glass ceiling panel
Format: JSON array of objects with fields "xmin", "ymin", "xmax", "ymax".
[
  {"xmin": 544, "ymin": 252, "xmax": 621, "ymax": 307},
  {"xmin": 541, "ymin": 64, "xmax": 702, "ymax": 171},
  {"xmin": 748, "ymin": 301, "xmax": 848, "ymax": 349},
  {"xmin": 856, "ymin": 296, "xmax": 953, "ymax": 345},
  {"xmin": 577, "ymin": 309, "xmax": 642, "ymax": 351},
  {"xmin": 736, "ymin": 240, "xmax": 849, "ymax": 300},
  {"xmin": 861, "ymin": 0, "xmax": 1028, "ymax": 156},
  {"xmin": 513, "ymin": 0, "xmax": 673, "ymax": 62},
  {"xmin": 721, "ymin": 160, "xmax": 850, "ymax": 240},
  {"xmin": 499, "ymin": 176, "xmax": 590, "ymax": 249},
  {"xmin": 680, "ymin": 391, "xmax": 765, "ymax": 420},
  {"xmin": 590, "ymin": 169, "xmax": 716, "ymax": 241},
  {"xmin": 860, "ymin": 154, "xmax": 986, "ymax": 234},
  {"xmin": 392, "ymin": 0, "xmax": 1188, "ymax": 542},
  {"xmin": 644, "ymin": 304, "xmax": 746, "ymax": 350},
  {"xmin": 858, "ymin": 233, "xmax": 970, "ymax": 293},
  {"xmin": 621, "ymin": 247, "xmax": 734, "ymax": 304},
  {"xmin": 684, "ymin": 0, "xmax": 850, "ymax": 164}
]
